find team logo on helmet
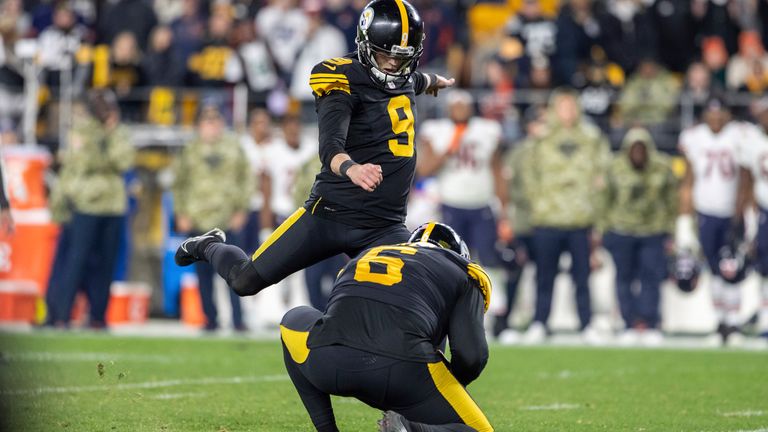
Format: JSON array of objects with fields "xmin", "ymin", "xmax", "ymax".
[{"xmin": 360, "ymin": 7, "xmax": 374, "ymax": 32}]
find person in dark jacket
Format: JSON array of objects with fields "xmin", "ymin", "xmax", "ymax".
[
  {"xmin": 552, "ymin": 0, "xmax": 608, "ymax": 85},
  {"xmin": 97, "ymin": 0, "xmax": 158, "ymax": 51},
  {"xmin": 142, "ymin": 25, "xmax": 183, "ymax": 87}
]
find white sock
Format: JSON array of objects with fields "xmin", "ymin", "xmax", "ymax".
[
  {"xmin": 760, "ymin": 278, "xmax": 768, "ymax": 332},
  {"xmin": 710, "ymin": 277, "xmax": 726, "ymax": 325},
  {"xmin": 722, "ymin": 282, "xmax": 742, "ymax": 328},
  {"xmin": 485, "ymin": 267, "xmax": 507, "ymax": 316}
]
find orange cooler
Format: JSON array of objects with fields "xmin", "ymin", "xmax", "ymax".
[
  {"xmin": 0, "ymin": 147, "xmax": 58, "ymax": 323},
  {"xmin": 106, "ymin": 282, "xmax": 151, "ymax": 325},
  {"xmin": 0, "ymin": 281, "xmax": 38, "ymax": 322}
]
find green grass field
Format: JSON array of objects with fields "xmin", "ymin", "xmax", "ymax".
[{"xmin": 0, "ymin": 331, "xmax": 766, "ymax": 432}]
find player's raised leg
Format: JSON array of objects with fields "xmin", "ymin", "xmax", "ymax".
[{"xmin": 175, "ymin": 207, "xmax": 346, "ymax": 296}]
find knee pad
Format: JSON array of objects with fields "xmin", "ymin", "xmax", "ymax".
[{"xmin": 228, "ymin": 261, "xmax": 269, "ymax": 296}]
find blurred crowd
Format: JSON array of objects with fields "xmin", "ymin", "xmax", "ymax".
[{"xmin": 0, "ymin": 0, "xmax": 767, "ymax": 145}]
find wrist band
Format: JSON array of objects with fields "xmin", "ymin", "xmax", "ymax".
[
  {"xmin": 427, "ymin": 73, "xmax": 438, "ymax": 90},
  {"xmin": 339, "ymin": 159, "xmax": 357, "ymax": 178}
]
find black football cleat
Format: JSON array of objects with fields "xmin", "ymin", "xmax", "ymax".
[
  {"xmin": 377, "ymin": 411, "xmax": 408, "ymax": 432},
  {"xmin": 175, "ymin": 228, "xmax": 226, "ymax": 266}
]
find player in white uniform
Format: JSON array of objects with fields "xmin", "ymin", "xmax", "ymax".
[
  {"xmin": 240, "ymin": 109, "xmax": 276, "ymax": 253},
  {"xmin": 417, "ymin": 90, "xmax": 507, "ymax": 315},
  {"xmin": 735, "ymin": 98, "xmax": 768, "ymax": 338},
  {"xmin": 261, "ymin": 114, "xmax": 316, "ymax": 232},
  {"xmin": 679, "ymin": 97, "xmax": 749, "ymax": 342}
]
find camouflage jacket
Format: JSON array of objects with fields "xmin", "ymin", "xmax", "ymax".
[
  {"xmin": 599, "ymin": 128, "xmax": 678, "ymax": 236},
  {"xmin": 522, "ymin": 120, "xmax": 610, "ymax": 229},
  {"xmin": 617, "ymin": 71, "xmax": 680, "ymax": 125},
  {"xmin": 49, "ymin": 160, "xmax": 76, "ymax": 224},
  {"xmin": 503, "ymin": 139, "xmax": 534, "ymax": 236},
  {"xmin": 172, "ymin": 133, "xmax": 252, "ymax": 231},
  {"xmin": 59, "ymin": 118, "xmax": 135, "ymax": 216}
]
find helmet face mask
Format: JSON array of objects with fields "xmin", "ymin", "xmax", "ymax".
[{"xmin": 356, "ymin": 0, "xmax": 425, "ymax": 85}]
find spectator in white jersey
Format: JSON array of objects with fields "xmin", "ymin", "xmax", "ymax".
[
  {"xmin": 36, "ymin": 3, "xmax": 86, "ymax": 89},
  {"xmin": 678, "ymin": 96, "xmax": 749, "ymax": 344},
  {"xmin": 255, "ymin": 0, "xmax": 308, "ymax": 81},
  {"xmin": 417, "ymin": 89, "xmax": 508, "ymax": 314},
  {"xmin": 225, "ymin": 19, "xmax": 279, "ymax": 109}
]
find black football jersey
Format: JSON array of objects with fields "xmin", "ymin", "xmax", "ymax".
[
  {"xmin": 307, "ymin": 242, "xmax": 491, "ymax": 363},
  {"xmin": 305, "ymin": 54, "xmax": 429, "ymax": 228}
]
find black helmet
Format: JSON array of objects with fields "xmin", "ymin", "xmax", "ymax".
[
  {"xmin": 718, "ymin": 222, "xmax": 752, "ymax": 284},
  {"xmin": 356, "ymin": 0, "xmax": 425, "ymax": 84},
  {"xmin": 670, "ymin": 248, "xmax": 701, "ymax": 293},
  {"xmin": 409, "ymin": 222, "xmax": 470, "ymax": 260},
  {"xmin": 718, "ymin": 241, "xmax": 751, "ymax": 284}
]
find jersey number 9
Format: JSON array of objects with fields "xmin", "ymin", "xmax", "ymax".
[{"xmin": 387, "ymin": 95, "xmax": 415, "ymax": 157}]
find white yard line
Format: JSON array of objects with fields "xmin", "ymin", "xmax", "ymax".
[
  {"xmin": 718, "ymin": 429, "xmax": 768, "ymax": 432},
  {"xmin": 536, "ymin": 370, "xmax": 581, "ymax": 379},
  {"xmin": 521, "ymin": 403, "xmax": 580, "ymax": 411},
  {"xmin": 1, "ymin": 374, "xmax": 289, "ymax": 396},
  {"xmin": 1, "ymin": 351, "xmax": 177, "ymax": 363},
  {"xmin": 699, "ymin": 428, "xmax": 768, "ymax": 432},
  {"xmin": 719, "ymin": 410, "xmax": 766, "ymax": 418},
  {"xmin": 149, "ymin": 392, "xmax": 208, "ymax": 400}
]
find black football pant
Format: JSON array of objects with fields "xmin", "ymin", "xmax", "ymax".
[
  {"xmin": 280, "ymin": 306, "xmax": 493, "ymax": 432},
  {"xmin": 603, "ymin": 231, "xmax": 666, "ymax": 329},
  {"xmin": 202, "ymin": 205, "xmax": 410, "ymax": 296}
]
